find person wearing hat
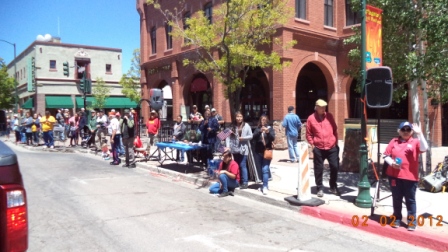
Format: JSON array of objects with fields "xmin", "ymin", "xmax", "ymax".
[
  {"xmin": 86, "ymin": 110, "xmax": 98, "ymax": 148},
  {"xmin": 208, "ymin": 150, "xmax": 240, "ymax": 197},
  {"xmin": 188, "ymin": 105, "xmax": 203, "ymax": 129},
  {"xmin": 109, "ymin": 111, "xmax": 121, "ymax": 165},
  {"xmin": 119, "ymin": 109, "xmax": 136, "ymax": 168},
  {"xmin": 211, "ymin": 108, "xmax": 224, "ymax": 126},
  {"xmin": 95, "ymin": 109, "xmax": 108, "ymax": 150},
  {"xmin": 383, "ymin": 122, "xmax": 428, "ymax": 230},
  {"xmin": 282, "ymin": 106, "xmax": 302, "ymax": 163},
  {"xmin": 146, "ymin": 110, "xmax": 161, "ymax": 152},
  {"xmin": 306, "ymin": 99, "xmax": 340, "ymax": 197}
]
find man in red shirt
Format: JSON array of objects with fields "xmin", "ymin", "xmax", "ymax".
[
  {"xmin": 146, "ymin": 110, "xmax": 161, "ymax": 150},
  {"xmin": 306, "ymin": 99, "xmax": 340, "ymax": 197}
]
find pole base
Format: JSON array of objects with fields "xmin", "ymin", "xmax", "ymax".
[{"xmin": 284, "ymin": 196, "xmax": 325, "ymax": 207}]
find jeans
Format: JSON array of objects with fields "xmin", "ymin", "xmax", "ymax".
[
  {"xmin": 233, "ymin": 153, "xmax": 248, "ymax": 185},
  {"xmin": 218, "ymin": 173, "xmax": 239, "ymax": 193},
  {"xmin": 32, "ymin": 132, "xmax": 39, "ymax": 144},
  {"xmin": 122, "ymin": 137, "xmax": 135, "ymax": 165},
  {"xmin": 43, "ymin": 131, "xmax": 54, "ymax": 147},
  {"xmin": 118, "ymin": 137, "xmax": 125, "ymax": 155},
  {"xmin": 286, "ymin": 135, "xmax": 300, "ymax": 162},
  {"xmin": 313, "ymin": 145, "xmax": 339, "ymax": 189},
  {"xmin": 111, "ymin": 135, "xmax": 121, "ymax": 163},
  {"xmin": 388, "ymin": 176, "xmax": 418, "ymax": 225},
  {"xmin": 254, "ymin": 152, "xmax": 272, "ymax": 188},
  {"xmin": 176, "ymin": 149, "xmax": 185, "ymax": 162}
]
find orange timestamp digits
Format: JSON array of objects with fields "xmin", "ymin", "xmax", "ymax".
[{"xmin": 351, "ymin": 215, "xmax": 444, "ymax": 227}]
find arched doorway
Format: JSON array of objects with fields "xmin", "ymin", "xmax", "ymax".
[
  {"xmin": 189, "ymin": 74, "xmax": 212, "ymax": 113},
  {"xmin": 157, "ymin": 81, "xmax": 173, "ymax": 121},
  {"xmin": 296, "ymin": 63, "xmax": 328, "ymax": 120},
  {"xmin": 241, "ymin": 67, "xmax": 270, "ymax": 124}
]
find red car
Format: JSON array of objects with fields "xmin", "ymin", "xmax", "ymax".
[{"xmin": 0, "ymin": 141, "xmax": 28, "ymax": 252}]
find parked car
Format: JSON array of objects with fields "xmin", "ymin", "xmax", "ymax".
[{"xmin": 0, "ymin": 141, "xmax": 28, "ymax": 251}]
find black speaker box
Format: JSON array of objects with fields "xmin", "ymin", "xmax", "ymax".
[
  {"xmin": 366, "ymin": 67, "xmax": 393, "ymax": 108},
  {"xmin": 149, "ymin": 88, "xmax": 164, "ymax": 111}
]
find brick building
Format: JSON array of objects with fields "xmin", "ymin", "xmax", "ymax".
[{"xmin": 136, "ymin": 0, "xmax": 446, "ymax": 146}]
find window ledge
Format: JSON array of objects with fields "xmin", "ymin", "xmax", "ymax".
[
  {"xmin": 149, "ymin": 54, "xmax": 157, "ymax": 59},
  {"xmin": 294, "ymin": 18, "xmax": 310, "ymax": 25},
  {"xmin": 105, "ymin": 72, "xmax": 112, "ymax": 75},
  {"xmin": 343, "ymin": 24, "xmax": 360, "ymax": 31},
  {"xmin": 49, "ymin": 69, "xmax": 57, "ymax": 72},
  {"xmin": 323, "ymin": 25, "xmax": 337, "ymax": 32}
]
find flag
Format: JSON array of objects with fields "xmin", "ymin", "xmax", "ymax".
[{"xmin": 217, "ymin": 128, "xmax": 232, "ymax": 141}]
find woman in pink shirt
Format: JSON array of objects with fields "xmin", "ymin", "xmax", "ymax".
[{"xmin": 383, "ymin": 122, "xmax": 428, "ymax": 231}]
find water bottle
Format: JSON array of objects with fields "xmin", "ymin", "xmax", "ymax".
[{"xmin": 395, "ymin": 157, "xmax": 402, "ymax": 169}]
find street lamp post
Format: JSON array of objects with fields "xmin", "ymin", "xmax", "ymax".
[
  {"xmin": 355, "ymin": 0, "xmax": 372, "ymax": 208},
  {"xmin": 0, "ymin": 39, "xmax": 18, "ymax": 113}
]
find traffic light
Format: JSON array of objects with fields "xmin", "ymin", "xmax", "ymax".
[
  {"xmin": 63, "ymin": 62, "xmax": 69, "ymax": 77},
  {"xmin": 79, "ymin": 78, "xmax": 85, "ymax": 92},
  {"xmin": 85, "ymin": 79, "xmax": 92, "ymax": 94}
]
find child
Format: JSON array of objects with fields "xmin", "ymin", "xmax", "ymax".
[
  {"xmin": 101, "ymin": 143, "xmax": 110, "ymax": 160},
  {"xmin": 69, "ymin": 122, "xmax": 78, "ymax": 147}
]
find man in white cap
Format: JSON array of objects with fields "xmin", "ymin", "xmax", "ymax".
[{"xmin": 306, "ymin": 99, "xmax": 340, "ymax": 197}]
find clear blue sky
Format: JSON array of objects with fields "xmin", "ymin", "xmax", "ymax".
[{"xmin": 0, "ymin": 0, "xmax": 140, "ymax": 73}]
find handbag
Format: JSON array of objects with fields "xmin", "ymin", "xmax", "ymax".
[{"xmin": 262, "ymin": 133, "xmax": 273, "ymax": 160}]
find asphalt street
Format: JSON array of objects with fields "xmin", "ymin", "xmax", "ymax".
[{"xmin": 8, "ymin": 143, "xmax": 432, "ymax": 252}]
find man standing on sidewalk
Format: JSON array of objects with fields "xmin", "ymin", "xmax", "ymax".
[
  {"xmin": 306, "ymin": 99, "xmax": 340, "ymax": 197},
  {"xmin": 282, "ymin": 106, "xmax": 302, "ymax": 163},
  {"xmin": 120, "ymin": 109, "xmax": 136, "ymax": 168}
]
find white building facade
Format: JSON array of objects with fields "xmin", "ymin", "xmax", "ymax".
[{"xmin": 7, "ymin": 39, "xmax": 135, "ymax": 115}]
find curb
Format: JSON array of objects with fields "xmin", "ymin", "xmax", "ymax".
[{"xmin": 300, "ymin": 206, "xmax": 448, "ymax": 251}]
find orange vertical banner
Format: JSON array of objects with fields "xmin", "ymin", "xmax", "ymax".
[{"xmin": 366, "ymin": 5, "xmax": 383, "ymax": 69}]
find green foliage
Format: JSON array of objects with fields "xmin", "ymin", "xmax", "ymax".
[
  {"xmin": 92, "ymin": 77, "xmax": 110, "ymax": 109},
  {"xmin": 147, "ymin": 0, "xmax": 296, "ymax": 114},
  {"xmin": 119, "ymin": 49, "xmax": 141, "ymax": 103},
  {"xmin": 0, "ymin": 60, "xmax": 15, "ymax": 109},
  {"xmin": 345, "ymin": 0, "xmax": 448, "ymax": 103}
]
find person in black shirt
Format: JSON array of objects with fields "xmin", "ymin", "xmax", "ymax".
[{"xmin": 120, "ymin": 109, "xmax": 135, "ymax": 168}]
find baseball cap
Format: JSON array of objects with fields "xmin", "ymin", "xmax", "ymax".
[
  {"xmin": 315, "ymin": 99, "xmax": 328, "ymax": 106},
  {"xmin": 398, "ymin": 121, "xmax": 413, "ymax": 130},
  {"xmin": 124, "ymin": 109, "xmax": 130, "ymax": 114},
  {"xmin": 115, "ymin": 112, "xmax": 121, "ymax": 117},
  {"xmin": 288, "ymin": 106, "xmax": 294, "ymax": 112},
  {"xmin": 13, "ymin": 114, "xmax": 18, "ymax": 117},
  {"xmin": 192, "ymin": 105, "xmax": 197, "ymax": 108},
  {"xmin": 211, "ymin": 108, "xmax": 216, "ymax": 112},
  {"xmin": 108, "ymin": 111, "xmax": 115, "ymax": 116},
  {"xmin": 151, "ymin": 110, "xmax": 156, "ymax": 113}
]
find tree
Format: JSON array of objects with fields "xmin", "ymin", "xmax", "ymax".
[
  {"xmin": 92, "ymin": 77, "xmax": 110, "ymax": 110},
  {"xmin": 146, "ymin": 0, "xmax": 296, "ymax": 117},
  {"xmin": 345, "ymin": 0, "xmax": 448, "ymax": 172},
  {"xmin": 119, "ymin": 49, "xmax": 141, "ymax": 103},
  {"xmin": 0, "ymin": 59, "xmax": 15, "ymax": 109}
]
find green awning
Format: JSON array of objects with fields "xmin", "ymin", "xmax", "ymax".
[
  {"xmin": 45, "ymin": 96, "xmax": 74, "ymax": 109},
  {"xmin": 22, "ymin": 98, "xmax": 33, "ymax": 109},
  {"xmin": 76, "ymin": 96, "xmax": 137, "ymax": 109}
]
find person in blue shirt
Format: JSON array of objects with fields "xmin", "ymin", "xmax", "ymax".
[{"xmin": 282, "ymin": 106, "xmax": 302, "ymax": 163}]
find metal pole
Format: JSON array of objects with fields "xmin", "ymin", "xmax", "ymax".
[{"xmin": 355, "ymin": 0, "xmax": 372, "ymax": 208}]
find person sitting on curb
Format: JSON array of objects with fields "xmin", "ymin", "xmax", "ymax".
[{"xmin": 208, "ymin": 150, "xmax": 240, "ymax": 197}]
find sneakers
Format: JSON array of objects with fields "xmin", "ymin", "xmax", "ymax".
[
  {"xmin": 122, "ymin": 164, "xmax": 129, "ymax": 168},
  {"xmin": 218, "ymin": 192, "xmax": 230, "ymax": 197},
  {"xmin": 50, "ymin": 146, "xmax": 54, "ymax": 149},
  {"xmin": 110, "ymin": 161, "xmax": 119, "ymax": 165},
  {"xmin": 128, "ymin": 164, "xmax": 136, "ymax": 168},
  {"xmin": 317, "ymin": 189, "xmax": 324, "ymax": 197},
  {"xmin": 329, "ymin": 187, "xmax": 341, "ymax": 196},
  {"xmin": 239, "ymin": 184, "xmax": 248, "ymax": 189},
  {"xmin": 262, "ymin": 187, "xmax": 269, "ymax": 195},
  {"xmin": 43, "ymin": 146, "xmax": 48, "ymax": 149},
  {"xmin": 407, "ymin": 223, "xmax": 416, "ymax": 231},
  {"xmin": 391, "ymin": 220, "xmax": 401, "ymax": 228}
]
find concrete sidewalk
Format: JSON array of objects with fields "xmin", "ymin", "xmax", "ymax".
[{"xmin": 4, "ymin": 137, "xmax": 448, "ymax": 251}]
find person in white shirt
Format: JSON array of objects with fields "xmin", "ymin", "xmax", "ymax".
[
  {"xmin": 109, "ymin": 111, "xmax": 121, "ymax": 165},
  {"xmin": 95, "ymin": 109, "xmax": 108, "ymax": 150}
]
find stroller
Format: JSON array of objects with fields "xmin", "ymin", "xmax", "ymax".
[{"xmin": 81, "ymin": 126, "xmax": 95, "ymax": 148}]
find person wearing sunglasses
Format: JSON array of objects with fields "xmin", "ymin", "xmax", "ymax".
[{"xmin": 383, "ymin": 121, "xmax": 428, "ymax": 231}]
